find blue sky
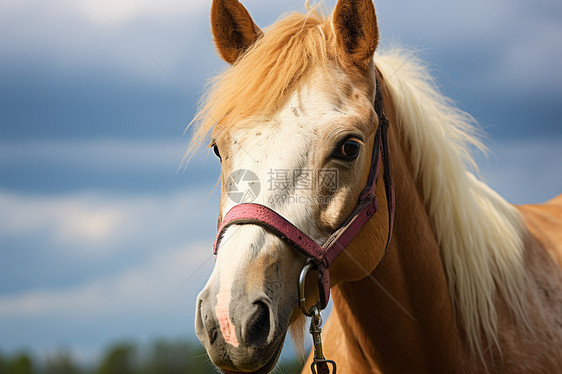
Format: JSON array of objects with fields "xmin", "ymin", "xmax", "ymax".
[{"xmin": 1, "ymin": 0, "xmax": 561, "ymax": 364}]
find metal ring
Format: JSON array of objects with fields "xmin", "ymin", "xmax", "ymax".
[{"xmin": 298, "ymin": 261, "xmax": 317, "ymax": 317}]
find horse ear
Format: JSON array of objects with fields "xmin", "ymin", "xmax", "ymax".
[
  {"xmin": 211, "ymin": 0, "xmax": 262, "ymax": 64},
  {"xmin": 332, "ymin": 0, "xmax": 379, "ymax": 69}
]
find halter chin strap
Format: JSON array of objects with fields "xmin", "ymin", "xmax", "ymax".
[{"xmin": 213, "ymin": 72, "xmax": 395, "ymax": 309}]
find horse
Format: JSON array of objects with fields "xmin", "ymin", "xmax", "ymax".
[{"xmin": 191, "ymin": 1, "xmax": 562, "ymax": 373}]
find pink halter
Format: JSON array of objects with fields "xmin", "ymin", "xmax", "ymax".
[{"xmin": 213, "ymin": 73, "xmax": 395, "ymax": 309}]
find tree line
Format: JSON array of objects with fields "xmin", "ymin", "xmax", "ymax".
[{"xmin": 0, "ymin": 339, "xmax": 303, "ymax": 374}]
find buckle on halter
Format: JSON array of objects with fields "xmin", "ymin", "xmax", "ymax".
[{"xmin": 311, "ymin": 359, "xmax": 337, "ymax": 374}]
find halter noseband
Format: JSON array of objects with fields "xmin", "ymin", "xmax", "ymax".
[{"xmin": 212, "ymin": 71, "xmax": 395, "ymax": 310}]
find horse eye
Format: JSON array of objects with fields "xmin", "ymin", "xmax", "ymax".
[
  {"xmin": 334, "ymin": 139, "xmax": 361, "ymax": 161},
  {"xmin": 212, "ymin": 144, "xmax": 221, "ymax": 160}
]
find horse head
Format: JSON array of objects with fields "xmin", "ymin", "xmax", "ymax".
[{"xmin": 194, "ymin": 0, "xmax": 391, "ymax": 372}]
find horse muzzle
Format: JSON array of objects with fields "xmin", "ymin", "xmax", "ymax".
[{"xmin": 195, "ymin": 278, "xmax": 291, "ymax": 373}]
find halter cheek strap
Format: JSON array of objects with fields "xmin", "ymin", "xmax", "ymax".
[{"xmin": 212, "ymin": 73, "xmax": 395, "ymax": 310}]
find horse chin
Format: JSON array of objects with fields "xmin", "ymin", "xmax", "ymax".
[{"xmin": 219, "ymin": 333, "xmax": 286, "ymax": 374}]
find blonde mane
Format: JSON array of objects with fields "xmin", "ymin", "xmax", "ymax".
[
  {"xmin": 188, "ymin": 9, "xmax": 530, "ymax": 362},
  {"xmin": 375, "ymin": 51, "xmax": 530, "ymax": 359},
  {"xmin": 187, "ymin": 11, "xmax": 331, "ymax": 154}
]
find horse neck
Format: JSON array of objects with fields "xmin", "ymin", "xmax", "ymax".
[{"xmin": 330, "ymin": 101, "xmax": 481, "ymax": 374}]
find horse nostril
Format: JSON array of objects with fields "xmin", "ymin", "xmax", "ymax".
[
  {"xmin": 244, "ymin": 300, "xmax": 271, "ymax": 347},
  {"xmin": 196, "ymin": 295, "xmax": 220, "ymax": 347},
  {"xmin": 209, "ymin": 326, "xmax": 218, "ymax": 345}
]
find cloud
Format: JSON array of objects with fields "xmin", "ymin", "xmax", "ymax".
[
  {"xmin": 0, "ymin": 191, "xmax": 125, "ymax": 245},
  {"xmin": 0, "ymin": 0, "xmax": 210, "ymax": 28},
  {"xmin": 377, "ymin": 0, "xmax": 562, "ymax": 95},
  {"xmin": 0, "ymin": 139, "xmax": 190, "ymax": 173},
  {"xmin": 0, "ymin": 242, "xmax": 212, "ymax": 318},
  {"xmin": 0, "ymin": 138, "xmax": 221, "ymax": 193},
  {"xmin": 0, "ymin": 184, "xmax": 219, "ymax": 354},
  {"xmin": 0, "ymin": 186, "xmax": 219, "ymax": 258},
  {"xmin": 0, "ymin": 241, "xmax": 216, "ymax": 362},
  {"xmin": 71, "ymin": 0, "xmax": 209, "ymax": 26},
  {"xmin": 2, "ymin": 0, "xmax": 559, "ymax": 96},
  {"xmin": 0, "ymin": 0, "xmax": 221, "ymax": 84}
]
